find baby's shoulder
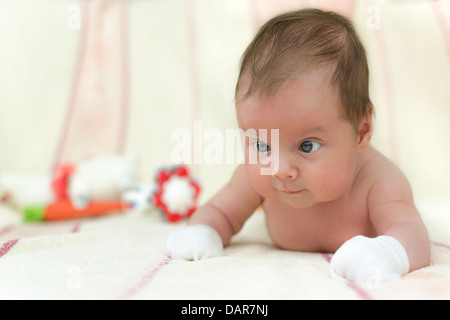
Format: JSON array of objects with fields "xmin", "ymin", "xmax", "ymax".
[
  {"xmin": 359, "ymin": 147, "xmax": 413, "ymax": 204},
  {"xmin": 362, "ymin": 147, "xmax": 407, "ymax": 182}
]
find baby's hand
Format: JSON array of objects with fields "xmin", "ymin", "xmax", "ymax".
[
  {"xmin": 330, "ymin": 235, "xmax": 409, "ymax": 283},
  {"xmin": 165, "ymin": 225, "xmax": 224, "ymax": 260}
]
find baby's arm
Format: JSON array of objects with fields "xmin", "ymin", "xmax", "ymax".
[
  {"xmin": 331, "ymin": 173, "xmax": 431, "ymax": 282},
  {"xmin": 166, "ymin": 165, "xmax": 263, "ymax": 260},
  {"xmin": 188, "ymin": 164, "xmax": 263, "ymax": 246},
  {"xmin": 367, "ymin": 177, "xmax": 431, "ymax": 272}
]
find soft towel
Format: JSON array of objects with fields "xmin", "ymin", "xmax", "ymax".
[{"xmin": 0, "ymin": 206, "xmax": 449, "ymax": 300}]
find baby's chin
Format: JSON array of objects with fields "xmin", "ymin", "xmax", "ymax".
[
  {"xmin": 276, "ymin": 189, "xmax": 344, "ymax": 210},
  {"xmin": 275, "ymin": 190, "xmax": 318, "ymax": 209},
  {"xmin": 283, "ymin": 201, "xmax": 318, "ymax": 210}
]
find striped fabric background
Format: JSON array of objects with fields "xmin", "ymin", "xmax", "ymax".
[{"xmin": 0, "ymin": 0, "xmax": 449, "ymax": 209}]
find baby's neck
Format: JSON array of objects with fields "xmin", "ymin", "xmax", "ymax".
[{"xmin": 354, "ymin": 144, "xmax": 374, "ymax": 180}]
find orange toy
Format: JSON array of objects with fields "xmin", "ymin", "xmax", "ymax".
[{"xmin": 23, "ymin": 200, "xmax": 130, "ymax": 222}]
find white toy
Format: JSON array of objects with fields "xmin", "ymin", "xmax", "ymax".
[{"xmin": 68, "ymin": 155, "xmax": 139, "ymax": 209}]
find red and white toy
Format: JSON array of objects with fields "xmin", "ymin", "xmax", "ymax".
[
  {"xmin": 0, "ymin": 158, "xmax": 201, "ymax": 223},
  {"xmin": 0, "ymin": 155, "xmax": 139, "ymax": 209},
  {"xmin": 153, "ymin": 165, "xmax": 201, "ymax": 223}
]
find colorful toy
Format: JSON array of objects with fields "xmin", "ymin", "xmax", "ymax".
[
  {"xmin": 0, "ymin": 155, "xmax": 138, "ymax": 209},
  {"xmin": 23, "ymin": 200, "xmax": 130, "ymax": 222},
  {"xmin": 1, "ymin": 158, "xmax": 201, "ymax": 223},
  {"xmin": 153, "ymin": 165, "xmax": 201, "ymax": 223},
  {"xmin": 0, "ymin": 155, "xmax": 139, "ymax": 222},
  {"xmin": 51, "ymin": 164, "xmax": 76, "ymax": 201},
  {"xmin": 122, "ymin": 183, "xmax": 154, "ymax": 212}
]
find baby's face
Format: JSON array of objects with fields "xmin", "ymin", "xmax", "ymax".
[{"xmin": 237, "ymin": 68, "xmax": 361, "ymax": 209}]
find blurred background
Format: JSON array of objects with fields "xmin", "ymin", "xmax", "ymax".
[{"xmin": 0, "ymin": 0, "xmax": 449, "ymax": 238}]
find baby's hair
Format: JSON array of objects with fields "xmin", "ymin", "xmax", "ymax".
[{"xmin": 236, "ymin": 8, "xmax": 372, "ymax": 132}]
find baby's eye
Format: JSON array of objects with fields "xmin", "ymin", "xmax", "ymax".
[
  {"xmin": 254, "ymin": 141, "xmax": 271, "ymax": 153},
  {"xmin": 299, "ymin": 141, "xmax": 321, "ymax": 153}
]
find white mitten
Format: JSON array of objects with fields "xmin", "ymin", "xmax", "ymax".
[
  {"xmin": 330, "ymin": 235, "xmax": 409, "ymax": 283},
  {"xmin": 165, "ymin": 225, "xmax": 224, "ymax": 261}
]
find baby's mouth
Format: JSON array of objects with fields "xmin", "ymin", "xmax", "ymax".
[{"xmin": 281, "ymin": 189, "xmax": 303, "ymax": 195}]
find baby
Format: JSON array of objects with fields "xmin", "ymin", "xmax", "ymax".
[{"xmin": 166, "ymin": 9, "xmax": 431, "ymax": 283}]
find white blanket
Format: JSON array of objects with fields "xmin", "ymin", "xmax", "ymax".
[{"xmin": 0, "ymin": 206, "xmax": 449, "ymax": 300}]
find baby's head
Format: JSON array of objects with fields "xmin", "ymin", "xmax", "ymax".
[
  {"xmin": 235, "ymin": 9, "xmax": 374, "ymax": 208},
  {"xmin": 236, "ymin": 8, "xmax": 372, "ymax": 133}
]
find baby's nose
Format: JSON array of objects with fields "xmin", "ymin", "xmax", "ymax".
[{"xmin": 271, "ymin": 158, "xmax": 298, "ymax": 181}]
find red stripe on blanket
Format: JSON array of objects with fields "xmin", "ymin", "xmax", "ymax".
[
  {"xmin": 321, "ymin": 253, "xmax": 373, "ymax": 300},
  {"xmin": 430, "ymin": 0, "xmax": 450, "ymax": 65},
  {"xmin": 54, "ymin": 1, "xmax": 130, "ymax": 165},
  {"xmin": 431, "ymin": 240, "xmax": 450, "ymax": 251},
  {"xmin": 321, "ymin": 253, "xmax": 332, "ymax": 263},
  {"xmin": 0, "ymin": 239, "xmax": 19, "ymax": 259},
  {"xmin": 346, "ymin": 282, "xmax": 373, "ymax": 300},
  {"xmin": 0, "ymin": 225, "xmax": 15, "ymax": 238},
  {"xmin": 71, "ymin": 222, "xmax": 82, "ymax": 233},
  {"xmin": 117, "ymin": 2, "xmax": 130, "ymax": 154},
  {"xmin": 52, "ymin": 1, "xmax": 89, "ymax": 168},
  {"xmin": 117, "ymin": 257, "xmax": 172, "ymax": 300}
]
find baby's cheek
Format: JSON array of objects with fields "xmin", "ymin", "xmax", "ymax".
[
  {"xmin": 246, "ymin": 165, "xmax": 272, "ymax": 197},
  {"xmin": 312, "ymin": 163, "xmax": 354, "ymax": 201}
]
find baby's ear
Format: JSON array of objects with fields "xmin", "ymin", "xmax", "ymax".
[{"xmin": 357, "ymin": 104, "xmax": 374, "ymax": 152}]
